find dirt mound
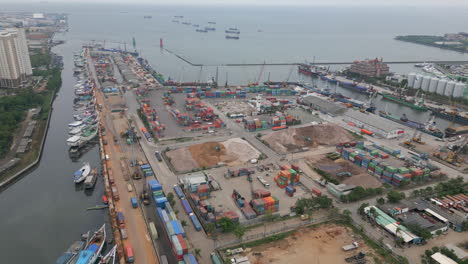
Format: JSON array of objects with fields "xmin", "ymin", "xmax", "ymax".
[
  {"xmin": 189, "ymin": 142, "xmax": 227, "ymax": 168},
  {"xmin": 262, "ymin": 124, "xmax": 355, "ymax": 153}
]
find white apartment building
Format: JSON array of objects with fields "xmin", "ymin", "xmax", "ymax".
[{"xmin": 0, "ymin": 27, "xmax": 32, "ymax": 88}]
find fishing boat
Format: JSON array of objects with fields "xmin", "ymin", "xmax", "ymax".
[
  {"xmin": 225, "ymin": 35, "xmax": 239, "ymax": 40},
  {"xmin": 100, "ymin": 245, "xmax": 117, "ymax": 264},
  {"xmin": 84, "ymin": 169, "xmax": 97, "ymax": 189},
  {"xmin": 74, "ymin": 162, "xmax": 91, "ymax": 183},
  {"xmin": 196, "ymin": 29, "xmax": 208, "ymax": 33},
  {"xmin": 208, "ymin": 21, "xmax": 216, "ymax": 24},
  {"xmin": 337, "ymin": 80, "xmax": 372, "ymax": 95},
  {"xmin": 225, "ymin": 30, "xmax": 240, "ymax": 34},
  {"xmin": 192, "ymin": 24, "xmax": 199, "ymax": 27},
  {"xmin": 380, "ymin": 93, "xmax": 428, "ymax": 111},
  {"xmin": 72, "ymin": 224, "xmax": 106, "ymax": 264},
  {"xmin": 55, "ymin": 232, "xmax": 90, "ymax": 264},
  {"xmin": 204, "ymin": 27, "xmax": 216, "ymax": 31}
]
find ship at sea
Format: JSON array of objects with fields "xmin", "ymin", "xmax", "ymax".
[
  {"xmin": 196, "ymin": 29, "xmax": 208, "ymax": 33},
  {"xmin": 297, "ymin": 64, "xmax": 319, "ymax": 77},
  {"xmin": 72, "ymin": 224, "xmax": 106, "ymax": 264},
  {"xmin": 380, "ymin": 93, "xmax": 428, "ymax": 111},
  {"xmin": 225, "ymin": 30, "xmax": 240, "ymax": 34}
]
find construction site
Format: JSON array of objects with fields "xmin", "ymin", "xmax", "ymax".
[
  {"xmin": 233, "ymin": 223, "xmax": 382, "ymax": 264},
  {"xmin": 165, "ymin": 138, "xmax": 262, "ymax": 172},
  {"xmin": 260, "ymin": 124, "xmax": 356, "ymax": 153}
]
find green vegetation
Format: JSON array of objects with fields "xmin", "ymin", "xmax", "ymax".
[
  {"xmin": 386, "ymin": 190, "xmax": 405, "ymax": 203},
  {"xmin": 0, "ymin": 89, "xmax": 46, "ymax": 158},
  {"xmin": 227, "ymin": 230, "xmax": 295, "ymax": 249},
  {"xmin": 422, "ymin": 246, "xmax": 468, "ymax": 264},
  {"xmin": 411, "ymin": 177, "xmax": 466, "ymax": 198},
  {"xmin": 166, "ymin": 192, "xmax": 175, "ymax": 207},
  {"xmin": 294, "ymin": 195, "xmax": 333, "ymax": 215},
  {"xmin": 313, "ymin": 167, "xmax": 339, "ymax": 185},
  {"xmin": 30, "ymin": 52, "xmax": 51, "ymax": 68},
  {"xmin": 340, "ymin": 186, "xmax": 384, "ymax": 202},
  {"xmin": 136, "ymin": 108, "xmax": 158, "ymax": 142},
  {"xmin": 406, "ymin": 223, "xmax": 432, "ymax": 240},
  {"xmin": 395, "ymin": 35, "xmax": 468, "ymax": 53},
  {"xmin": 217, "ymin": 217, "xmax": 246, "ymax": 239}
]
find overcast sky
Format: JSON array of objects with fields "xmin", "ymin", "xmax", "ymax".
[{"xmin": 1, "ymin": 0, "xmax": 467, "ymax": 5}]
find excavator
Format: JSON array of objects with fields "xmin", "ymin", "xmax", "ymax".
[
  {"xmin": 404, "ymin": 129, "xmax": 425, "ymax": 147},
  {"xmin": 433, "ymin": 135, "xmax": 467, "ymax": 166}
]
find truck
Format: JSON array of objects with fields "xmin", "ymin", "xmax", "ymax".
[
  {"xmin": 120, "ymin": 227, "xmax": 128, "ymax": 240},
  {"xmin": 226, "ymin": 248, "xmax": 244, "ymax": 256},
  {"xmin": 230, "ymin": 256, "xmax": 250, "ymax": 264},
  {"xmin": 154, "ymin": 151, "xmax": 163, "ymax": 162},
  {"xmin": 130, "ymin": 197, "xmax": 138, "ymax": 208},
  {"xmin": 189, "ymin": 213, "xmax": 202, "ymax": 231},
  {"xmin": 312, "ymin": 188, "xmax": 322, "ymax": 197},
  {"xmin": 181, "ymin": 199, "xmax": 193, "ymax": 215},
  {"xmin": 211, "ymin": 252, "xmax": 223, "ymax": 264},
  {"xmin": 256, "ymin": 176, "xmax": 270, "ymax": 188},
  {"xmin": 117, "ymin": 212, "xmax": 125, "ymax": 228},
  {"xmin": 342, "ymin": 242, "xmax": 359, "ymax": 251}
]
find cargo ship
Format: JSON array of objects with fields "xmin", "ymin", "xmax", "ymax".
[
  {"xmin": 73, "ymin": 224, "xmax": 106, "ymax": 264},
  {"xmin": 297, "ymin": 64, "xmax": 319, "ymax": 77},
  {"xmin": 319, "ymin": 74, "xmax": 338, "ymax": 84},
  {"xmin": 379, "ymin": 112, "xmax": 444, "ymax": 138},
  {"xmin": 337, "ymin": 80, "xmax": 373, "ymax": 95},
  {"xmin": 226, "ymin": 35, "xmax": 239, "ymax": 40},
  {"xmin": 430, "ymin": 109, "xmax": 468, "ymax": 125},
  {"xmin": 445, "ymin": 125, "xmax": 468, "ymax": 137},
  {"xmin": 380, "ymin": 93, "xmax": 428, "ymax": 111}
]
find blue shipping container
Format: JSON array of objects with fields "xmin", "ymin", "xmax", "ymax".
[
  {"xmin": 174, "ymin": 185, "xmax": 184, "ymax": 198},
  {"xmin": 181, "ymin": 199, "xmax": 193, "ymax": 215},
  {"xmin": 190, "ymin": 214, "xmax": 202, "ymax": 231},
  {"xmin": 131, "ymin": 197, "xmax": 138, "ymax": 208}
]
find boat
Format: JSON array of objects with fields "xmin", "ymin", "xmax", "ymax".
[
  {"xmin": 182, "ymin": 22, "xmax": 191, "ymax": 25},
  {"xmin": 72, "ymin": 224, "xmax": 106, "ymax": 264},
  {"xmin": 55, "ymin": 232, "xmax": 90, "ymax": 264},
  {"xmin": 430, "ymin": 109, "xmax": 468, "ymax": 125},
  {"xmin": 228, "ymin": 27, "xmax": 238, "ymax": 30},
  {"xmin": 225, "ymin": 30, "xmax": 240, "ymax": 34},
  {"xmin": 84, "ymin": 169, "xmax": 97, "ymax": 189},
  {"xmin": 69, "ymin": 121, "xmax": 85, "ymax": 129},
  {"xmin": 319, "ymin": 74, "xmax": 338, "ymax": 84},
  {"xmin": 208, "ymin": 21, "xmax": 216, "ymax": 24},
  {"xmin": 204, "ymin": 27, "xmax": 216, "ymax": 31},
  {"xmin": 100, "ymin": 245, "xmax": 117, "ymax": 264},
  {"xmin": 67, "ymin": 127, "xmax": 97, "ymax": 147},
  {"xmin": 174, "ymin": 15, "xmax": 184, "ymax": 18},
  {"xmin": 380, "ymin": 93, "xmax": 428, "ymax": 111},
  {"xmin": 337, "ymin": 80, "xmax": 372, "ymax": 95},
  {"xmin": 378, "ymin": 112, "xmax": 444, "ymax": 138},
  {"xmin": 445, "ymin": 126, "xmax": 468, "ymax": 137},
  {"xmin": 196, "ymin": 29, "xmax": 208, "ymax": 33},
  {"xmin": 74, "ymin": 162, "xmax": 91, "ymax": 183},
  {"xmin": 172, "ymin": 20, "xmax": 179, "ymax": 23},
  {"xmin": 297, "ymin": 64, "xmax": 319, "ymax": 77},
  {"xmin": 192, "ymin": 24, "xmax": 199, "ymax": 27},
  {"xmin": 225, "ymin": 35, "xmax": 239, "ymax": 40}
]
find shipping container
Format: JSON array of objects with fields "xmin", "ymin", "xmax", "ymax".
[
  {"xmin": 181, "ymin": 199, "xmax": 193, "ymax": 215},
  {"xmin": 117, "ymin": 212, "xmax": 125, "ymax": 228},
  {"xmin": 125, "ymin": 245, "xmax": 135, "ymax": 263},
  {"xmin": 120, "ymin": 228, "xmax": 128, "ymax": 240},
  {"xmin": 174, "ymin": 185, "xmax": 185, "ymax": 198},
  {"xmin": 149, "ymin": 222, "xmax": 158, "ymax": 240},
  {"xmin": 131, "ymin": 197, "xmax": 138, "ymax": 208},
  {"xmin": 190, "ymin": 214, "xmax": 202, "ymax": 231}
]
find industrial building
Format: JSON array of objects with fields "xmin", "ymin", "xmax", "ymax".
[
  {"xmin": 300, "ymin": 95, "xmax": 347, "ymax": 116},
  {"xmin": 364, "ymin": 206, "xmax": 422, "ymax": 244},
  {"xmin": 407, "ymin": 72, "xmax": 466, "ymax": 98},
  {"xmin": 326, "ymin": 183, "xmax": 355, "ymax": 198},
  {"xmin": 431, "ymin": 252, "xmax": 458, "ymax": 264},
  {"xmin": 343, "ymin": 110, "xmax": 405, "ymax": 139},
  {"xmin": 0, "ymin": 27, "xmax": 32, "ymax": 88},
  {"xmin": 349, "ymin": 58, "xmax": 390, "ymax": 77}
]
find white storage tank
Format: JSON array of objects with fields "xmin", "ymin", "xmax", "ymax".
[
  {"xmin": 436, "ymin": 79, "xmax": 447, "ymax": 95},
  {"xmin": 407, "ymin": 73, "xmax": 416, "ymax": 88},
  {"xmin": 429, "ymin": 78, "xmax": 438, "ymax": 93},
  {"xmin": 421, "ymin": 76, "xmax": 431, "ymax": 91},
  {"xmin": 444, "ymin": 81, "xmax": 456, "ymax": 97},
  {"xmin": 413, "ymin": 74, "xmax": 423, "ymax": 89},
  {"xmin": 453, "ymin": 83, "xmax": 466, "ymax": 98}
]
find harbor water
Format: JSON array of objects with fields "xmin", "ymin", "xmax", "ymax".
[{"xmin": 0, "ymin": 3, "xmax": 467, "ymax": 263}]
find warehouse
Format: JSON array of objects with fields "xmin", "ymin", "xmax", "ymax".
[
  {"xmin": 300, "ymin": 95, "xmax": 347, "ymax": 116},
  {"xmin": 344, "ymin": 110, "xmax": 405, "ymax": 139}
]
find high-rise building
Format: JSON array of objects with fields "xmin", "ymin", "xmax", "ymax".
[
  {"xmin": 0, "ymin": 27, "xmax": 33, "ymax": 88},
  {"xmin": 349, "ymin": 58, "xmax": 390, "ymax": 78}
]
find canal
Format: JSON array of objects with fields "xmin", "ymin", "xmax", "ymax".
[{"xmin": 0, "ymin": 31, "xmax": 107, "ymax": 263}]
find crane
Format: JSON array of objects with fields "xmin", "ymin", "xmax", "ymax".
[{"xmin": 254, "ymin": 61, "xmax": 266, "ymax": 86}]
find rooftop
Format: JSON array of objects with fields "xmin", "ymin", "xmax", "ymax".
[
  {"xmin": 344, "ymin": 110, "xmax": 404, "ymax": 133},
  {"xmin": 431, "ymin": 252, "xmax": 458, "ymax": 264}
]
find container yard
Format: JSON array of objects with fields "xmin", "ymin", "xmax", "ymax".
[
  {"xmin": 165, "ymin": 138, "xmax": 262, "ymax": 172},
  {"xmin": 260, "ymin": 124, "xmax": 356, "ymax": 153}
]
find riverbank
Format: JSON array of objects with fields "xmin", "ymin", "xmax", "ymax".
[
  {"xmin": 395, "ymin": 35, "xmax": 468, "ymax": 54},
  {"xmin": 0, "ymin": 68, "xmax": 62, "ymax": 188}
]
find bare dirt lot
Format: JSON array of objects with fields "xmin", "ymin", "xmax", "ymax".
[
  {"xmin": 308, "ymin": 156, "xmax": 382, "ymax": 188},
  {"xmin": 244, "ymin": 223, "xmax": 378, "ymax": 264},
  {"xmin": 261, "ymin": 124, "xmax": 355, "ymax": 153},
  {"xmin": 166, "ymin": 138, "xmax": 261, "ymax": 172},
  {"xmin": 213, "ymin": 100, "xmax": 256, "ymax": 116}
]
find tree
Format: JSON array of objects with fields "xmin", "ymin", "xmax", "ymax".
[
  {"xmin": 218, "ymin": 217, "xmax": 237, "ymax": 233},
  {"xmin": 194, "ymin": 248, "xmax": 201, "ymax": 257},
  {"xmin": 315, "ymin": 195, "xmax": 333, "ymax": 209},
  {"xmin": 387, "ymin": 190, "xmax": 405, "ymax": 203},
  {"xmin": 342, "ymin": 209, "xmax": 352, "ymax": 223},
  {"xmin": 411, "ymin": 189, "xmax": 421, "ymax": 197},
  {"xmin": 377, "ymin": 197, "xmax": 385, "ymax": 205},
  {"xmin": 166, "ymin": 192, "xmax": 176, "ymax": 207},
  {"xmin": 181, "ymin": 220, "xmax": 187, "ymax": 227},
  {"xmin": 233, "ymin": 225, "xmax": 246, "ymax": 239},
  {"xmin": 263, "ymin": 211, "xmax": 278, "ymax": 222},
  {"xmin": 205, "ymin": 223, "xmax": 216, "ymax": 235},
  {"xmin": 358, "ymin": 203, "xmax": 369, "ymax": 215}
]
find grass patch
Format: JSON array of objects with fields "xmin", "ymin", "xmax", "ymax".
[{"xmin": 312, "ymin": 167, "xmax": 339, "ymax": 185}]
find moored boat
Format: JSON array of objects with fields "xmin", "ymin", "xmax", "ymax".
[
  {"xmin": 380, "ymin": 93, "xmax": 428, "ymax": 111},
  {"xmin": 100, "ymin": 245, "xmax": 117, "ymax": 264},
  {"xmin": 74, "ymin": 162, "xmax": 91, "ymax": 183},
  {"xmin": 72, "ymin": 224, "xmax": 106, "ymax": 264},
  {"xmin": 55, "ymin": 232, "xmax": 90, "ymax": 264}
]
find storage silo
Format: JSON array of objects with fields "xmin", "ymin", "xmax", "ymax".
[
  {"xmin": 407, "ymin": 73, "xmax": 416, "ymax": 88},
  {"xmin": 453, "ymin": 83, "xmax": 466, "ymax": 98},
  {"xmin": 436, "ymin": 79, "xmax": 447, "ymax": 95},
  {"xmin": 444, "ymin": 81, "xmax": 456, "ymax": 97},
  {"xmin": 421, "ymin": 76, "xmax": 431, "ymax": 91},
  {"xmin": 429, "ymin": 78, "xmax": 438, "ymax": 93},
  {"xmin": 413, "ymin": 74, "xmax": 423, "ymax": 89}
]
